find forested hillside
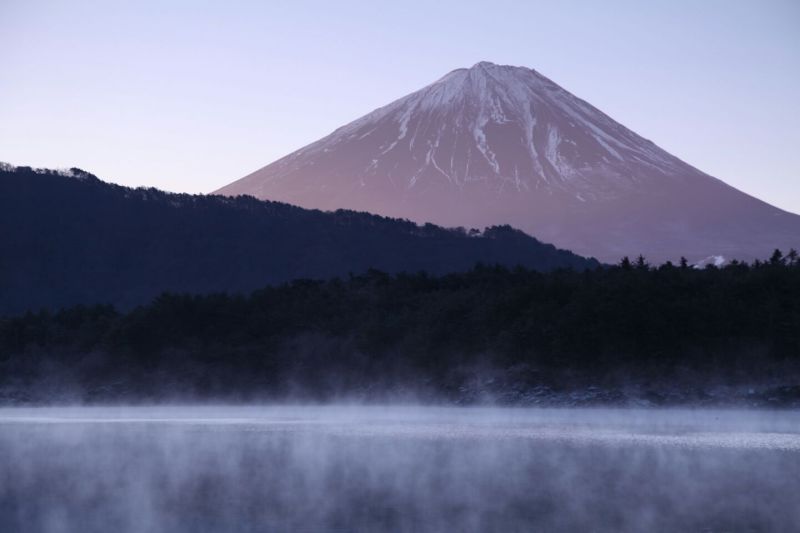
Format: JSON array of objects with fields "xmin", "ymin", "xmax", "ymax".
[{"xmin": 0, "ymin": 165, "xmax": 596, "ymax": 315}]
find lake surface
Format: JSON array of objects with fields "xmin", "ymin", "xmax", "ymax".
[{"xmin": 1, "ymin": 406, "xmax": 798, "ymax": 532}]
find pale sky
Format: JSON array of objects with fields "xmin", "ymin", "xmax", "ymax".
[{"xmin": 1, "ymin": 0, "xmax": 798, "ymax": 213}]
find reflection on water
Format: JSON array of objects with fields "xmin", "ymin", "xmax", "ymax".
[{"xmin": 1, "ymin": 406, "xmax": 798, "ymax": 532}]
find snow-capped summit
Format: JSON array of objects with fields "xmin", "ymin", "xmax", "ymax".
[{"xmin": 215, "ymin": 62, "xmax": 800, "ymax": 263}]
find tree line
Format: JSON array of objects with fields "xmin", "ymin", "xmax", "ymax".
[{"xmin": 1, "ymin": 253, "xmax": 798, "ymax": 404}]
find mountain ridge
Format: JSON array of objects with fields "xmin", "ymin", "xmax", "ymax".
[{"xmin": 0, "ymin": 164, "xmax": 597, "ymax": 315}]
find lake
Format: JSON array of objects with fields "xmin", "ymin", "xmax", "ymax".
[{"xmin": 1, "ymin": 405, "xmax": 798, "ymax": 532}]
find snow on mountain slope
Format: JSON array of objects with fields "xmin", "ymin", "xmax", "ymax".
[{"xmin": 215, "ymin": 62, "xmax": 800, "ymax": 263}]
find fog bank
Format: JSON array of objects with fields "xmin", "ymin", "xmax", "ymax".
[{"xmin": 1, "ymin": 406, "xmax": 798, "ymax": 532}]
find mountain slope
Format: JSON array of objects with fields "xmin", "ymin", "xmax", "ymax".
[
  {"xmin": 0, "ymin": 164, "xmax": 597, "ymax": 315},
  {"xmin": 216, "ymin": 61, "xmax": 800, "ymax": 263}
]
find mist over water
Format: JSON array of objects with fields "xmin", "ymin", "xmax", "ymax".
[{"xmin": 1, "ymin": 406, "xmax": 798, "ymax": 533}]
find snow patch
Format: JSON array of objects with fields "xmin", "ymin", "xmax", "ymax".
[{"xmin": 694, "ymin": 255, "xmax": 727, "ymax": 268}]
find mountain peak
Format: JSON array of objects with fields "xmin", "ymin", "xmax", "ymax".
[
  {"xmin": 224, "ymin": 61, "xmax": 686, "ymax": 201},
  {"xmin": 470, "ymin": 60, "xmax": 499, "ymax": 69},
  {"xmin": 439, "ymin": 61, "xmax": 539, "ymax": 84},
  {"xmin": 468, "ymin": 60, "xmax": 528, "ymax": 71},
  {"xmin": 215, "ymin": 63, "xmax": 800, "ymax": 263}
]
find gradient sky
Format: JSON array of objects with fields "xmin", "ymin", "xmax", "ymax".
[{"xmin": 1, "ymin": 0, "xmax": 798, "ymax": 213}]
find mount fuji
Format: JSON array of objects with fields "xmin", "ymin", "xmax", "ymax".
[{"xmin": 216, "ymin": 61, "xmax": 800, "ymax": 263}]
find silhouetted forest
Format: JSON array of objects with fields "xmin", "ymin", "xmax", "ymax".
[
  {"xmin": 1, "ymin": 254, "xmax": 798, "ymax": 405},
  {"xmin": 0, "ymin": 165, "xmax": 596, "ymax": 315}
]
